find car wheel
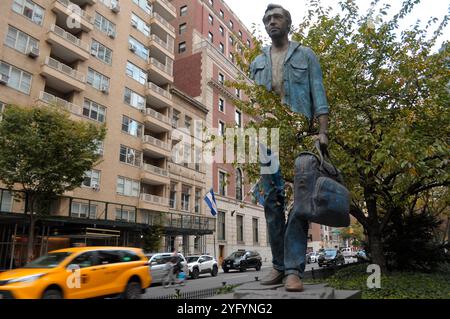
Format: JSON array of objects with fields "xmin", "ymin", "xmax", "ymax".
[
  {"xmin": 223, "ymin": 268, "xmax": 229, "ymax": 273},
  {"xmin": 239, "ymin": 265, "xmax": 247, "ymax": 272},
  {"xmin": 192, "ymin": 267, "xmax": 200, "ymax": 279},
  {"xmin": 318, "ymin": 263, "xmax": 322, "ymax": 267},
  {"xmin": 255, "ymin": 263, "xmax": 261, "ymax": 271},
  {"xmin": 42, "ymin": 289, "xmax": 62, "ymax": 299},
  {"xmin": 211, "ymin": 265, "xmax": 218, "ymax": 277},
  {"xmin": 123, "ymin": 280, "xmax": 142, "ymax": 299}
]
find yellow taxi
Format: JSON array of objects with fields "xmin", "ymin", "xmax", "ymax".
[{"xmin": 0, "ymin": 247, "xmax": 152, "ymax": 299}]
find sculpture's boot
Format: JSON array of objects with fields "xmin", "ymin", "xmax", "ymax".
[
  {"xmin": 260, "ymin": 268, "xmax": 284, "ymax": 285},
  {"xmin": 284, "ymin": 274, "xmax": 304, "ymax": 292}
]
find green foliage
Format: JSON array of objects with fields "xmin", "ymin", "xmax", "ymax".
[
  {"xmin": 0, "ymin": 104, "xmax": 106, "ymax": 210},
  {"xmin": 143, "ymin": 224, "xmax": 165, "ymax": 253},
  {"xmin": 231, "ymin": 0, "xmax": 449, "ymax": 269},
  {"xmin": 217, "ymin": 284, "xmax": 238, "ymax": 295},
  {"xmin": 324, "ymin": 263, "xmax": 450, "ymax": 299}
]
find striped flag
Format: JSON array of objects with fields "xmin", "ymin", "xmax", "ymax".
[
  {"xmin": 204, "ymin": 188, "xmax": 218, "ymax": 216},
  {"xmin": 249, "ymin": 178, "xmax": 265, "ymax": 206}
]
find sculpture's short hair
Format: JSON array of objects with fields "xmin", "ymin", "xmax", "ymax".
[{"xmin": 263, "ymin": 4, "xmax": 292, "ymax": 31}]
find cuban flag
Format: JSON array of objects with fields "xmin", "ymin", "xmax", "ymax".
[{"xmin": 204, "ymin": 188, "xmax": 218, "ymax": 216}]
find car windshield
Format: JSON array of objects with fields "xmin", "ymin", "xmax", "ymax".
[
  {"xmin": 229, "ymin": 251, "xmax": 245, "ymax": 258},
  {"xmin": 23, "ymin": 252, "xmax": 72, "ymax": 268},
  {"xmin": 324, "ymin": 250, "xmax": 337, "ymax": 257},
  {"xmin": 186, "ymin": 257, "xmax": 199, "ymax": 263}
]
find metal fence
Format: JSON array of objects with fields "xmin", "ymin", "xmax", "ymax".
[{"xmin": 150, "ymin": 287, "xmax": 222, "ymax": 299}]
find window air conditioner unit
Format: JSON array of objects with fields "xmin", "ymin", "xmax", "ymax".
[
  {"xmin": 131, "ymin": 20, "xmax": 138, "ymax": 28},
  {"xmin": 108, "ymin": 30, "xmax": 116, "ymax": 39},
  {"xmin": 129, "ymin": 43, "xmax": 137, "ymax": 52},
  {"xmin": 111, "ymin": 3, "xmax": 120, "ymax": 13},
  {"xmin": 0, "ymin": 74, "xmax": 9, "ymax": 85},
  {"xmin": 92, "ymin": 183, "xmax": 100, "ymax": 191},
  {"xmin": 90, "ymin": 49, "xmax": 97, "ymax": 56},
  {"xmin": 100, "ymin": 85, "xmax": 109, "ymax": 94},
  {"xmin": 27, "ymin": 46, "xmax": 40, "ymax": 58}
]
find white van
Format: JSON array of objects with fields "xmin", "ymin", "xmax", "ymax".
[{"xmin": 341, "ymin": 247, "xmax": 354, "ymax": 258}]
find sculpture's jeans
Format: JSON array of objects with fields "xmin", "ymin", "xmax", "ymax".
[{"xmin": 263, "ymin": 174, "xmax": 309, "ymax": 278}]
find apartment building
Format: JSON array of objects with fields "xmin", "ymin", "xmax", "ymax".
[
  {"xmin": 0, "ymin": 0, "xmax": 215, "ymax": 269},
  {"xmin": 169, "ymin": 0, "xmax": 270, "ymax": 263}
]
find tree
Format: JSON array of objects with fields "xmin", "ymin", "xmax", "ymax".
[
  {"xmin": 0, "ymin": 105, "xmax": 106, "ymax": 260},
  {"xmin": 232, "ymin": 0, "xmax": 449, "ymax": 271},
  {"xmin": 142, "ymin": 224, "xmax": 165, "ymax": 253},
  {"xmin": 341, "ymin": 221, "xmax": 365, "ymax": 248}
]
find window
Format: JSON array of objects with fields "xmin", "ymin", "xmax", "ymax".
[
  {"xmin": 235, "ymin": 88, "xmax": 241, "ymax": 98},
  {"xmin": 12, "ymin": 0, "xmax": 44, "ymax": 25},
  {"xmin": 218, "ymin": 73, "xmax": 225, "ymax": 84},
  {"xmin": 218, "ymin": 121, "xmax": 225, "ymax": 137},
  {"xmin": 0, "ymin": 61, "xmax": 32, "ymax": 94},
  {"xmin": 208, "ymin": 32, "xmax": 214, "ymax": 43},
  {"xmin": 253, "ymin": 218, "xmax": 259, "ymax": 244},
  {"xmin": 169, "ymin": 183, "xmax": 177, "ymax": 209},
  {"xmin": 235, "ymin": 168, "xmax": 243, "ymax": 200},
  {"xmin": 87, "ymin": 68, "xmax": 110, "ymax": 92},
  {"xmin": 91, "ymin": 40, "xmax": 112, "ymax": 64},
  {"xmin": 5, "ymin": 26, "xmax": 38, "ymax": 54},
  {"xmin": 218, "ymin": 211, "xmax": 225, "ymax": 240},
  {"xmin": 219, "ymin": 171, "xmax": 226, "ymax": 196},
  {"xmin": 115, "ymin": 208, "xmax": 136, "ymax": 222},
  {"xmin": 71, "ymin": 202, "xmax": 97, "ymax": 219},
  {"xmin": 82, "ymin": 169, "xmax": 100, "ymax": 188},
  {"xmin": 179, "ymin": 23, "xmax": 187, "ymax": 35},
  {"xmin": 185, "ymin": 116, "xmax": 192, "ymax": 130},
  {"xmin": 70, "ymin": 252, "xmax": 96, "ymax": 268},
  {"xmin": 229, "ymin": 36, "xmax": 234, "ymax": 45},
  {"xmin": 117, "ymin": 177, "xmax": 140, "ymax": 197},
  {"xmin": 219, "ymin": 26, "xmax": 224, "ymax": 36},
  {"xmin": 208, "ymin": 0, "xmax": 214, "ymax": 6},
  {"xmin": 128, "ymin": 37, "xmax": 149, "ymax": 61},
  {"xmin": 208, "ymin": 14, "xmax": 214, "ymax": 25},
  {"xmin": 122, "ymin": 116, "xmax": 143, "ymax": 137},
  {"xmin": 195, "ymin": 189, "xmax": 201, "ymax": 214},
  {"xmin": 183, "ymin": 142, "xmax": 191, "ymax": 167},
  {"xmin": 133, "ymin": 0, "xmax": 151, "ymax": 14},
  {"xmin": 126, "ymin": 61, "xmax": 147, "ymax": 84},
  {"xmin": 94, "ymin": 12, "xmax": 116, "ymax": 35},
  {"xmin": 181, "ymin": 185, "xmax": 191, "ymax": 212},
  {"xmin": 229, "ymin": 52, "xmax": 234, "ymax": 62},
  {"xmin": 194, "ymin": 147, "xmax": 201, "ymax": 172},
  {"xmin": 94, "ymin": 140, "xmax": 104, "ymax": 156},
  {"xmin": 229, "ymin": 20, "xmax": 234, "ymax": 29},
  {"xmin": 219, "ymin": 10, "xmax": 224, "ymax": 19},
  {"xmin": 219, "ymin": 42, "xmax": 224, "ymax": 54},
  {"xmin": 83, "ymin": 99, "xmax": 106, "ymax": 123},
  {"xmin": 238, "ymin": 31, "xmax": 243, "ymax": 39},
  {"xmin": 218, "ymin": 98, "xmax": 224, "ymax": 112},
  {"xmin": 180, "ymin": 5, "xmax": 187, "ymax": 16},
  {"xmin": 236, "ymin": 215, "xmax": 244, "ymax": 243},
  {"xmin": 178, "ymin": 42, "xmax": 186, "ymax": 53},
  {"xmin": 124, "ymin": 87, "xmax": 146, "ymax": 110},
  {"xmin": 235, "ymin": 110, "xmax": 242, "ymax": 127},
  {"xmin": 0, "ymin": 190, "xmax": 13, "ymax": 212},
  {"xmin": 172, "ymin": 109, "xmax": 180, "ymax": 128},
  {"xmin": 119, "ymin": 145, "xmax": 142, "ymax": 167},
  {"xmin": 97, "ymin": 251, "xmax": 123, "ymax": 265},
  {"xmin": 131, "ymin": 13, "xmax": 150, "ymax": 37},
  {"xmin": 247, "ymin": 40, "xmax": 251, "ymax": 48}
]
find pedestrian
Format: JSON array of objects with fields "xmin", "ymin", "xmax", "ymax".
[{"xmin": 163, "ymin": 258, "xmax": 176, "ymax": 288}]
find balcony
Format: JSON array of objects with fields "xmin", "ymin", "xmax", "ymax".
[
  {"xmin": 144, "ymin": 107, "xmax": 172, "ymax": 133},
  {"xmin": 146, "ymin": 211, "xmax": 216, "ymax": 235},
  {"xmin": 52, "ymin": 0, "xmax": 94, "ymax": 33},
  {"xmin": 148, "ymin": 57, "xmax": 173, "ymax": 86},
  {"xmin": 70, "ymin": 0, "xmax": 96, "ymax": 5},
  {"xmin": 150, "ymin": 12, "xmax": 176, "ymax": 40},
  {"xmin": 139, "ymin": 193, "xmax": 169, "ymax": 212},
  {"xmin": 47, "ymin": 25, "xmax": 90, "ymax": 62},
  {"xmin": 37, "ymin": 91, "xmax": 83, "ymax": 117},
  {"xmin": 169, "ymin": 162, "xmax": 205, "ymax": 185},
  {"xmin": 142, "ymin": 135, "xmax": 171, "ymax": 158},
  {"xmin": 141, "ymin": 163, "xmax": 170, "ymax": 185},
  {"xmin": 148, "ymin": 34, "xmax": 174, "ymax": 61},
  {"xmin": 40, "ymin": 57, "xmax": 86, "ymax": 93},
  {"xmin": 146, "ymin": 82, "xmax": 173, "ymax": 109},
  {"xmin": 150, "ymin": 0, "xmax": 176, "ymax": 21}
]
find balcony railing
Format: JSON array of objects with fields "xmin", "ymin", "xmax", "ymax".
[
  {"xmin": 143, "ymin": 163, "xmax": 169, "ymax": 178},
  {"xmin": 55, "ymin": 0, "xmax": 94, "ymax": 24},
  {"xmin": 150, "ymin": 34, "xmax": 174, "ymax": 53},
  {"xmin": 49, "ymin": 24, "xmax": 90, "ymax": 52},
  {"xmin": 143, "ymin": 135, "xmax": 171, "ymax": 151},
  {"xmin": 145, "ymin": 107, "xmax": 171, "ymax": 125},
  {"xmin": 39, "ymin": 91, "xmax": 83, "ymax": 116},
  {"xmin": 44, "ymin": 56, "xmax": 86, "ymax": 82},
  {"xmin": 148, "ymin": 82, "xmax": 172, "ymax": 100},
  {"xmin": 151, "ymin": 12, "xmax": 175, "ymax": 33},
  {"xmin": 140, "ymin": 193, "xmax": 169, "ymax": 206},
  {"xmin": 156, "ymin": 0, "xmax": 176, "ymax": 13},
  {"xmin": 150, "ymin": 58, "xmax": 173, "ymax": 76}
]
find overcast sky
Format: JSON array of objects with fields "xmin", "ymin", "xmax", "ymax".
[{"xmin": 225, "ymin": 0, "xmax": 449, "ymax": 48}]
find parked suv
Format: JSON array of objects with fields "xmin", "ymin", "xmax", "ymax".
[
  {"xmin": 0, "ymin": 247, "xmax": 151, "ymax": 299},
  {"xmin": 318, "ymin": 249, "xmax": 345, "ymax": 267},
  {"xmin": 185, "ymin": 255, "xmax": 218, "ymax": 279},
  {"xmin": 222, "ymin": 250, "xmax": 262, "ymax": 273},
  {"xmin": 145, "ymin": 252, "xmax": 188, "ymax": 285}
]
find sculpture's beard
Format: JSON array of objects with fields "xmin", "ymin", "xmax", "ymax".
[{"xmin": 268, "ymin": 27, "xmax": 289, "ymax": 40}]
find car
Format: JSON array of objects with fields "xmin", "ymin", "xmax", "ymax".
[
  {"xmin": 221, "ymin": 250, "xmax": 262, "ymax": 273},
  {"xmin": 341, "ymin": 247, "xmax": 355, "ymax": 258},
  {"xmin": 145, "ymin": 252, "xmax": 188, "ymax": 285},
  {"xmin": 309, "ymin": 252, "xmax": 321, "ymax": 263},
  {"xmin": 356, "ymin": 250, "xmax": 369, "ymax": 262},
  {"xmin": 318, "ymin": 248, "xmax": 345, "ymax": 267},
  {"xmin": 185, "ymin": 255, "xmax": 218, "ymax": 279},
  {"xmin": 0, "ymin": 247, "xmax": 151, "ymax": 299}
]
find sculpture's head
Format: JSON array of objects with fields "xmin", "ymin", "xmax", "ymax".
[{"xmin": 263, "ymin": 4, "xmax": 292, "ymax": 40}]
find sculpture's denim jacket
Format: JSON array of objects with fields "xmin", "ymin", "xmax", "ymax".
[{"xmin": 250, "ymin": 41, "xmax": 329, "ymax": 119}]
